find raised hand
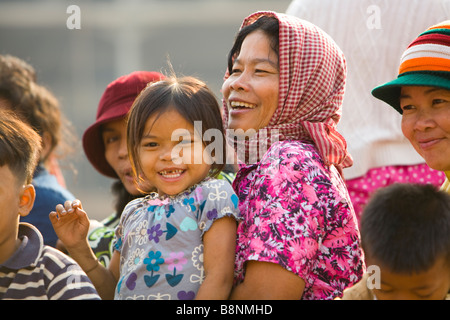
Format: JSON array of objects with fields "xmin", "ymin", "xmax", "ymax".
[{"xmin": 49, "ymin": 199, "xmax": 90, "ymax": 250}]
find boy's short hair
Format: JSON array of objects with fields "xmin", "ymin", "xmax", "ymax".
[
  {"xmin": 361, "ymin": 183, "xmax": 450, "ymax": 274},
  {"xmin": 0, "ymin": 109, "xmax": 42, "ymax": 184}
]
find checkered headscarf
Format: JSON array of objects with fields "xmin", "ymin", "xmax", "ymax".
[{"xmin": 223, "ymin": 11, "xmax": 353, "ymax": 169}]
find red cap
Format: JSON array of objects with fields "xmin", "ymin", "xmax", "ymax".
[{"xmin": 82, "ymin": 71, "xmax": 164, "ymax": 178}]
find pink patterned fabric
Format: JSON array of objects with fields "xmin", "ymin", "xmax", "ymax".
[
  {"xmin": 233, "ymin": 140, "xmax": 365, "ymax": 300},
  {"xmin": 346, "ymin": 163, "xmax": 446, "ymax": 221},
  {"xmin": 222, "ymin": 11, "xmax": 353, "ymax": 168}
]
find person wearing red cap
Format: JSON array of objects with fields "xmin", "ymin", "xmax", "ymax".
[{"xmin": 81, "ymin": 71, "xmax": 164, "ymax": 267}]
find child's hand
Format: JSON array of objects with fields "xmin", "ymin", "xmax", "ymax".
[{"xmin": 49, "ymin": 199, "xmax": 90, "ymax": 250}]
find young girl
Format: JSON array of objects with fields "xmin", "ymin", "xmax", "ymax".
[{"xmin": 50, "ymin": 76, "xmax": 239, "ymax": 300}]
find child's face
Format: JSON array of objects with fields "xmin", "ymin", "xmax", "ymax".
[
  {"xmin": 370, "ymin": 257, "xmax": 450, "ymax": 300},
  {"xmin": 400, "ymin": 86, "xmax": 450, "ymax": 171},
  {"xmin": 138, "ymin": 108, "xmax": 212, "ymax": 196}
]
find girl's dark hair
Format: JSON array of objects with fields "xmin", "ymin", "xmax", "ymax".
[
  {"xmin": 361, "ymin": 183, "xmax": 450, "ymax": 274},
  {"xmin": 227, "ymin": 15, "xmax": 280, "ymax": 75},
  {"xmin": 127, "ymin": 75, "xmax": 226, "ymax": 193}
]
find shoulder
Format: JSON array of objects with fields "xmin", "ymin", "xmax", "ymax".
[
  {"xmin": 39, "ymin": 246, "xmax": 100, "ymax": 299},
  {"xmin": 194, "ymin": 179, "xmax": 240, "ymax": 231},
  {"xmin": 260, "ymin": 140, "xmax": 323, "ymax": 170},
  {"xmin": 200, "ymin": 177, "xmax": 235, "ymax": 192},
  {"xmin": 195, "ymin": 178, "xmax": 238, "ymax": 207},
  {"xmin": 256, "ymin": 140, "xmax": 327, "ymax": 184},
  {"xmin": 39, "ymin": 245, "xmax": 87, "ymax": 274},
  {"xmin": 0, "ymin": 241, "xmax": 98, "ymax": 300},
  {"xmin": 121, "ymin": 196, "xmax": 149, "ymax": 217}
]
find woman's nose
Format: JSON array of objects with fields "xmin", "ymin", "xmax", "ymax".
[
  {"xmin": 118, "ymin": 137, "xmax": 128, "ymax": 159},
  {"xmin": 414, "ymin": 109, "xmax": 437, "ymax": 131},
  {"xmin": 229, "ymin": 73, "xmax": 249, "ymax": 92}
]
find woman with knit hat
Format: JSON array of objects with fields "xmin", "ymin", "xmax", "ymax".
[
  {"xmin": 80, "ymin": 71, "xmax": 164, "ymax": 267},
  {"xmin": 372, "ymin": 21, "xmax": 450, "ymax": 194},
  {"xmin": 222, "ymin": 11, "xmax": 365, "ymax": 300}
]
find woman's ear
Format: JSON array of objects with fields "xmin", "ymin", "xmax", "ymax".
[{"xmin": 18, "ymin": 184, "xmax": 36, "ymax": 217}]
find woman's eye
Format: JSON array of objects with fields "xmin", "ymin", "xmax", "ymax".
[
  {"xmin": 104, "ymin": 136, "xmax": 119, "ymax": 144},
  {"xmin": 401, "ymin": 104, "xmax": 415, "ymax": 112},
  {"xmin": 432, "ymin": 99, "xmax": 446, "ymax": 105}
]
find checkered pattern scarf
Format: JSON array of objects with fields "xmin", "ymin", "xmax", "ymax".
[{"xmin": 223, "ymin": 11, "xmax": 353, "ymax": 169}]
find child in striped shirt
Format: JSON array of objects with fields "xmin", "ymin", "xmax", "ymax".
[{"xmin": 0, "ymin": 109, "xmax": 100, "ymax": 300}]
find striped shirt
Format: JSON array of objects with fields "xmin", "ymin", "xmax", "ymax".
[{"xmin": 0, "ymin": 223, "xmax": 100, "ymax": 300}]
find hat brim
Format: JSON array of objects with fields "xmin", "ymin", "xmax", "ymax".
[
  {"xmin": 372, "ymin": 72, "xmax": 450, "ymax": 114},
  {"xmin": 82, "ymin": 105, "xmax": 131, "ymax": 179}
]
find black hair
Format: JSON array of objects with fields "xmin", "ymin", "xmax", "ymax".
[
  {"xmin": 361, "ymin": 183, "xmax": 450, "ymax": 274},
  {"xmin": 227, "ymin": 15, "xmax": 280, "ymax": 75}
]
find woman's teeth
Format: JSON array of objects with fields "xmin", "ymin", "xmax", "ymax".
[
  {"xmin": 159, "ymin": 169, "xmax": 184, "ymax": 178},
  {"xmin": 230, "ymin": 101, "xmax": 256, "ymax": 109}
]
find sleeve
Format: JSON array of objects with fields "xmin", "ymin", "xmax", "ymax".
[
  {"xmin": 44, "ymin": 247, "xmax": 100, "ymax": 300},
  {"xmin": 197, "ymin": 179, "xmax": 240, "ymax": 236}
]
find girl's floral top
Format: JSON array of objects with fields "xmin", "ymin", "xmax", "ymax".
[
  {"xmin": 234, "ymin": 140, "xmax": 365, "ymax": 300},
  {"xmin": 113, "ymin": 178, "xmax": 240, "ymax": 300}
]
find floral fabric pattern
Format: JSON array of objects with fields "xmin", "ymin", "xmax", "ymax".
[
  {"xmin": 113, "ymin": 178, "xmax": 240, "ymax": 300},
  {"xmin": 234, "ymin": 140, "xmax": 365, "ymax": 300}
]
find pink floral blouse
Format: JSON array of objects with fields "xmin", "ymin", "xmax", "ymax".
[{"xmin": 233, "ymin": 140, "xmax": 365, "ymax": 300}]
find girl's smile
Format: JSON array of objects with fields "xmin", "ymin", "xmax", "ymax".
[
  {"xmin": 139, "ymin": 108, "xmax": 211, "ymax": 197},
  {"xmin": 157, "ymin": 168, "xmax": 187, "ymax": 183}
]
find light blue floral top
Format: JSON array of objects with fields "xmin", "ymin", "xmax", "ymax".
[{"xmin": 113, "ymin": 178, "xmax": 240, "ymax": 300}]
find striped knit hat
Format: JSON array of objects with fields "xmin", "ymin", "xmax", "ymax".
[{"xmin": 372, "ymin": 20, "xmax": 450, "ymax": 113}]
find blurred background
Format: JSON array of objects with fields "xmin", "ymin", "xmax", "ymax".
[{"xmin": 0, "ymin": 0, "xmax": 291, "ymax": 220}]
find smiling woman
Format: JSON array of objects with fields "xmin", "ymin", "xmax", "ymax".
[
  {"xmin": 372, "ymin": 20, "xmax": 450, "ymax": 193},
  {"xmin": 222, "ymin": 28, "xmax": 279, "ymax": 133},
  {"xmin": 400, "ymin": 87, "xmax": 450, "ymax": 172},
  {"xmin": 222, "ymin": 11, "xmax": 365, "ymax": 300}
]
